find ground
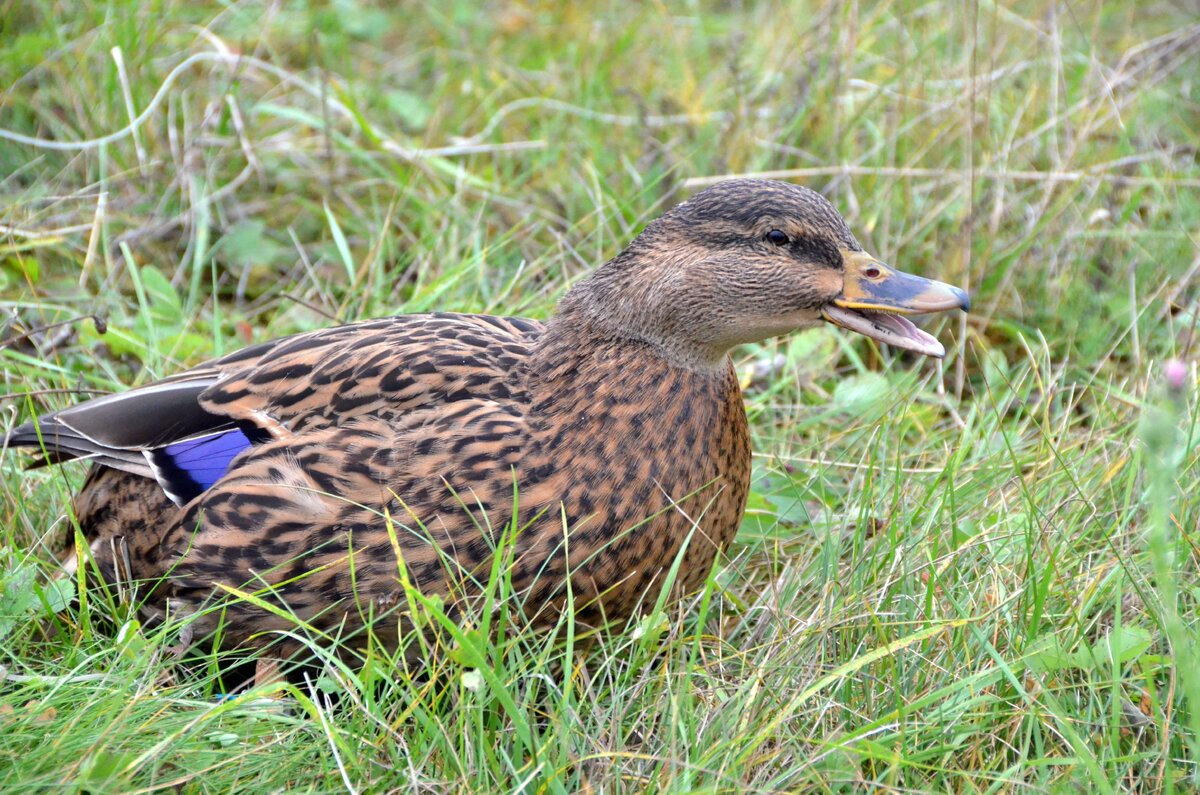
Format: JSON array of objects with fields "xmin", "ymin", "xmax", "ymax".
[{"xmin": 1, "ymin": 1, "xmax": 1199, "ymax": 791}]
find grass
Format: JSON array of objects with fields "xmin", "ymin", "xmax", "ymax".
[{"xmin": 1, "ymin": 0, "xmax": 1198, "ymax": 791}]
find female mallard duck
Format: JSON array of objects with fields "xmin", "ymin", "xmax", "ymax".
[{"xmin": 7, "ymin": 179, "xmax": 967, "ymax": 666}]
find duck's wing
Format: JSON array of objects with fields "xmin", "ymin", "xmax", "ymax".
[
  {"xmin": 4, "ymin": 375, "xmax": 228, "ymax": 478},
  {"xmin": 6, "ymin": 313, "xmax": 544, "ymax": 506},
  {"xmin": 195, "ymin": 313, "xmax": 542, "ymax": 434}
]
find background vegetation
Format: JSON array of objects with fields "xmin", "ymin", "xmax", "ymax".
[{"xmin": 2, "ymin": 0, "xmax": 1198, "ymax": 791}]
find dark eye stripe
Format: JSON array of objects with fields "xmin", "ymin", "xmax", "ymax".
[
  {"xmin": 790, "ymin": 234, "xmax": 844, "ymax": 269},
  {"xmin": 700, "ymin": 229, "xmax": 844, "ymax": 269}
]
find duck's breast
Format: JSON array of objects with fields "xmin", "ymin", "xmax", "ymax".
[{"xmin": 511, "ymin": 347, "xmax": 751, "ymax": 623}]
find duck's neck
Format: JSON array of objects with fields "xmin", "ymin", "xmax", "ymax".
[
  {"xmin": 539, "ymin": 274, "xmax": 732, "ymax": 373},
  {"xmin": 525, "ymin": 303, "xmax": 741, "ymax": 451}
]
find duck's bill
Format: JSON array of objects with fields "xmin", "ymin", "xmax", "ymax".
[{"xmin": 821, "ymin": 251, "xmax": 970, "ymax": 359}]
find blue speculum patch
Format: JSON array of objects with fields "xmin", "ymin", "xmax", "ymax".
[{"xmin": 150, "ymin": 428, "xmax": 255, "ymax": 503}]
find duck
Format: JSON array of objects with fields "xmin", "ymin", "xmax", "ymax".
[{"xmin": 6, "ymin": 179, "xmax": 968, "ymax": 676}]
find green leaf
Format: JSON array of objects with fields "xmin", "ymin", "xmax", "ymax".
[
  {"xmin": 1028, "ymin": 636, "xmax": 1081, "ymax": 673},
  {"xmin": 161, "ymin": 330, "xmax": 215, "ymax": 362},
  {"xmin": 137, "ymin": 265, "xmax": 182, "ymax": 321},
  {"xmin": 205, "ymin": 732, "xmax": 241, "ymax": 748},
  {"xmin": 219, "ymin": 220, "xmax": 287, "ymax": 269},
  {"xmin": 385, "ymin": 89, "xmax": 433, "ymax": 130},
  {"xmin": 324, "ymin": 201, "xmax": 356, "ymax": 284},
  {"xmin": 80, "ymin": 322, "xmax": 146, "ymax": 359},
  {"xmin": 832, "ymin": 372, "xmax": 891, "ymax": 417},
  {"xmin": 0, "ymin": 562, "xmax": 36, "ymax": 640},
  {"xmin": 2, "ymin": 253, "xmax": 40, "ymax": 282},
  {"xmin": 738, "ymin": 490, "xmax": 778, "ymax": 538},
  {"xmin": 1093, "ymin": 625, "xmax": 1154, "ymax": 666},
  {"xmin": 448, "ymin": 627, "xmax": 486, "ymax": 667},
  {"xmin": 115, "ymin": 620, "xmax": 148, "ymax": 661},
  {"xmin": 786, "ymin": 326, "xmax": 840, "ymax": 374},
  {"xmin": 35, "ymin": 578, "xmax": 75, "ymax": 614},
  {"xmin": 315, "ymin": 671, "xmax": 341, "ymax": 694},
  {"xmin": 1028, "ymin": 626, "xmax": 1155, "ymax": 673},
  {"xmin": 78, "ymin": 749, "xmax": 137, "ymax": 788}
]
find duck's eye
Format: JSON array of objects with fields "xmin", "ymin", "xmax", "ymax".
[{"xmin": 766, "ymin": 229, "xmax": 790, "ymax": 246}]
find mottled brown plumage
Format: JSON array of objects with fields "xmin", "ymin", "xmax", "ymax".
[{"xmin": 7, "ymin": 179, "xmax": 968, "ymax": 659}]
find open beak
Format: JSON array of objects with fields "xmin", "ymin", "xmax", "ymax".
[{"xmin": 821, "ymin": 251, "xmax": 970, "ymax": 359}]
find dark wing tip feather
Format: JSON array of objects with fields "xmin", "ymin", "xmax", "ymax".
[{"xmin": 5, "ymin": 418, "xmax": 154, "ymax": 476}]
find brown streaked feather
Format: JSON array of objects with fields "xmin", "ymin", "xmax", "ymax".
[
  {"xmin": 196, "ymin": 313, "xmax": 542, "ymax": 434},
  {"xmin": 152, "ymin": 332, "xmax": 747, "ymax": 648}
]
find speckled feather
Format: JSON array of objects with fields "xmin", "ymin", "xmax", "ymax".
[
  {"xmin": 8, "ymin": 179, "xmax": 964, "ymax": 657},
  {"xmin": 64, "ymin": 312, "xmax": 749, "ymax": 648}
]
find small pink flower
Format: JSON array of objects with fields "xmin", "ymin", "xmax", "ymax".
[{"xmin": 1164, "ymin": 359, "xmax": 1187, "ymax": 392}]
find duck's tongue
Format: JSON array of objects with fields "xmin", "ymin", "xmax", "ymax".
[{"xmin": 821, "ymin": 305, "xmax": 946, "ymax": 359}]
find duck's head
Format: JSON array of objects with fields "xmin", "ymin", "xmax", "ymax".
[{"xmin": 564, "ymin": 178, "xmax": 969, "ymax": 370}]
